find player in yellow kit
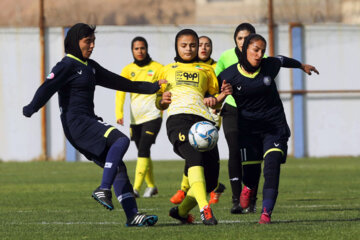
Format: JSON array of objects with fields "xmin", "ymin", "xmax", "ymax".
[
  {"xmin": 156, "ymin": 29, "xmax": 232, "ymax": 225},
  {"xmin": 170, "ymin": 35, "xmax": 226, "ymax": 206},
  {"xmin": 115, "ymin": 37, "xmax": 163, "ymax": 198}
]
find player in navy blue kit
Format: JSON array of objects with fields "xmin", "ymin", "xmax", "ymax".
[
  {"xmin": 218, "ymin": 33, "xmax": 319, "ymax": 224},
  {"xmin": 23, "ymin": 23, "xmax": 166, "ymax": 227}
]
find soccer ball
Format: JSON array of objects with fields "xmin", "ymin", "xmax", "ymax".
[{"xmin": 188, "ymin": 121, "xmax": 219, "ymax": 152}]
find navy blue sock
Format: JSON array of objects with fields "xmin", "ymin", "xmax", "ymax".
[
  {"xmin": 113, "ymin": 163, "xmax": 138, "ymax": 220},
  {"xmin": 100, "ymin": 136, "xmax": 130, "ymax": 190},
  {"xmin": 262, "ymin": 151, "xmax": 282, "ymax": 214},
  {"xmin": 262, "ymin": 188, "xmax": 278, "ymax": 213}
]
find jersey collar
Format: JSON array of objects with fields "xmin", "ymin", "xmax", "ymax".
[
  {"xmin": 237, "ymin": 63, "xmax": 260, "ymax": 78},
  {"xmin": 66, "ymin": 54, "xmax": 88, "ymax": 66}
]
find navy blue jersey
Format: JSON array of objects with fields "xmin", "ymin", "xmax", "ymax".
[
  {"xmin": 23, "ymin": 54, "xmax": 161, "ymax": 161},
  {"xmin": 24, "ymin": 54, "xmax": 160, "ymax": 116},
  {"xmin": 218, "ymin": 56, "xmax": 295, "ymax": 134}
]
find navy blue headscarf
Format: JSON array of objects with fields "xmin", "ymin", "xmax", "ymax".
[{"xmin": 64, "ymin": 23, "xmax": 96, "ymax": 61}]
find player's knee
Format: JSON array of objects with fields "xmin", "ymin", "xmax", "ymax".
[
  {"xmin": 263, "ymin": 151, "xmax": 282, "ymax": 179},
  {"xmin": 106, "ymin": 129, "xmax": 130, "ymax": 148}
]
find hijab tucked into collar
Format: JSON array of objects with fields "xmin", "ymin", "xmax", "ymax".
[
  {"xmin": 64, "ymin": 23, "xmax": 96, "ymax": 61},
  {"xmin": 239, "ymin": 33, "xmax": 267, "ymax": 73},
  {"xmin": 131, "ymin": 36, "xmax": 152, "ymax": 67},
  {"xmin": 174, "ymin": 29, "xmax": 199, "ymax": 63}
]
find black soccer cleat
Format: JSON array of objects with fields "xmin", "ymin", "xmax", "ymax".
[
  {"xmin": 169, "ymin": 206, "xmax": 195, "ymax": 224},
  {"xmin": 92, "ymin": 186, "xmax": 114, "ymax": 211},
  {"xmin": 126, "ymin": 213, "xmax": 158, "ymax": 227},
  {"xmin": 230, "ymin": 201, "xmax": 244, "ymax": 214},
  {"xmin": 248, "ymin": 197, "xmax": 257, "ymax": 213}
]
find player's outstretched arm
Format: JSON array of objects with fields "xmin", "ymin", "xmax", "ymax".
[
  {"xmin": 301, "ymin": 64, "xmax": 319, "ymax": 75},
  {"xmin": 23, "ymin": 62, "xmax": 71, "ymax": 118},
  {"xmin": 93, "ymin": 61, "xmax": 166, "ymax": 94},
  {"xmin": 276, "ymin": 55, "xmax": 319, "ymax": 76}
]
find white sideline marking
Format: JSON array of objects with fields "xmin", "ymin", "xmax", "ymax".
[
  {"xmin": 214, "ymin": 204, "xmax": 348, "ymax": 211},
  {"xmin": 282, "ymin": 204, "xmax": 342, "ymax": 208},
  {"xmin": 14, "ymin": 208, "xmax": 159, "ymax": 214},
  {"xmin": 9, "ymin": 219, "xmax": 249, "ymax": 225}
]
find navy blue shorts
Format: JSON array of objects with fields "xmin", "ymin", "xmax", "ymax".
[
  {"xmin": 61, "ymin": 113, "xmax": 123, "ymax": 162},
  {"xmin": 238, "ymin": 125, "xmax": 290, "ymax": 164}
]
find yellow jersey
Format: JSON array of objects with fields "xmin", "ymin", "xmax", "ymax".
[
  {"xmin": 115, "ymin": 60, "xmax": 163, "ymax": 125},
  {"xmin": 203, "ymin": 58, "xmax": 217, "ymax": 70},
  {"xmin": 156, "ymin": 62, "xmax": 219, "ymax": 122}
]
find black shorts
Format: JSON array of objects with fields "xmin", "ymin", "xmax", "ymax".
[
  {"xmin": 130, "ymin": 117, "xmax": 162, "ymax": 144},
  {"xmin": 238, "ymin": 125, "xmax": 290, "ymax": 164},
  {"xmin": 166, "ymin": 114, "xmax": 209, "ymax": 152},
  {"xmin": 166, "ymin": 114, "xmax": 219, "ymax": 191}
]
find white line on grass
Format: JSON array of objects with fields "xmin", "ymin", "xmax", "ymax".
[{"xmin": 9, "ymin": 219, "xmax": 252, "ymax": 225}]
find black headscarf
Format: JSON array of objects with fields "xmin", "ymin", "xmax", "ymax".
[
  {"xmin": 131, "ymin": 36, "xmax": 152, "ymax": 67},
  {"xmin": 64, "ymin": 23, "xmax": 96, "ymax": 61},
  {"xmin": 239, "ymin": 33, "xmax": 267, "ymax": 73},
  {"xmin": 233, "ymin": 23, "xmax": 256, "ymax": 62},
  {"xmin": 174, "ymin": 29, "xmax": 199, "ymax": 63},
  {"xmin": 198, "ymin": 36, "xmax": 213, "ymax": 63}
]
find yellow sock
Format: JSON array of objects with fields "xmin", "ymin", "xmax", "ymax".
[
  {"xmin": 178, "ymin": 188, "xmax": 197, "ymax": 217},
  {"xmin": 188, "ymin": 166, "xmax": 208, "ymax": 210},
  {"xmin": 133, "ymin": 157, "xmax": 149, "ymax": 191},
  {"xmin": 180, "ymin": 174, "xmax": 190, "ymax": 192},
  {"xmin": 144, "ymin": 158, "xmax": 155, "ymax": 188}
]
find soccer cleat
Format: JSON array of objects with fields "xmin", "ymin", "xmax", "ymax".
[
  {"xmin": 170, "ymin": 190, "xmax": 186, "ymax": 204},
  {"xmin": 169, "ymin": 206, "xmax": 195, "ymax": 224},
  {"xmin": 248, "ymin": 197, "xmax": 257, "ymax": 213},
  {"xmin": 126, "ymin": 213, "xmax": 158, "ymax": 227},
  {"xmin": 259, "ymin": 208, "xmax": 271, "ymax": 224},
  {"xmin": 92, "ymin": 186, "xmax": 114, "ymax": 211},
  {"xmin": 240, "ymin": 186, "xmax": 255, "ymax": 209},
  {"xmin": 230, "ymin": 201, "xmax": 243, "ymax": 214},
  {"xmin": 200, "ymin": 205, "xmax": 218, "ymax": 225},
  {"xmin": 143, "ymin": 187, "xmax": 158, "ymax": 198},
  {"xmin": 133, "ymin": 189, "xmax": 140, "ymax": 198},
  {"xmin": 209, "ymin": 183, "xmax": 226, "ymax": 205}
]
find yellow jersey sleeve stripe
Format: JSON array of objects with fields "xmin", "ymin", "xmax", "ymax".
[
  {"xmin": 104, "ymin": 127, "xmax": 116, "ymax": 138},
  {"xmin": 263, "ymin": 148, "xmax": 284, "ymax": 158}
]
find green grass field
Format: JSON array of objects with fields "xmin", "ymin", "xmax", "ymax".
[{"xmin": 1, "ymin": 157, "xmax": 359, "ymax": 240}]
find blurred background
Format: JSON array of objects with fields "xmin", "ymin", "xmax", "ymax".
[
  {"xmin": 1, "ymin": 0, "xmax": 360, "ymax": 26},
  {"xmin": 1, "ymin": 0, "xmax": 359, "ymax": 161}
]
